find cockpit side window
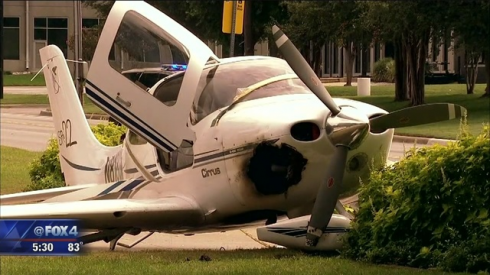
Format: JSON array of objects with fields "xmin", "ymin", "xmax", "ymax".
[
  {"xmin": 190, "ymin": 58, "xmax": 311, "ymax": 125},
  {"xmin": 152, "ymin": 72, "xmax": 185, "ymax": 107}
]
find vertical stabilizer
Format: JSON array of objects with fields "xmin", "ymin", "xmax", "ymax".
[{"xmin": 40, "ymin": 45, "xmax": 124, "ymax": 186}]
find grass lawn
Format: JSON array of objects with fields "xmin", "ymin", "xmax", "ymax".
[
  {"xmin": 328, "ymin": 83, "xmax": 490, "ymax": 139},
  {"xmin": 3, "ymin": 73, "xmax": 46, "ymax": 86},
  {"xmin": 0, "ymin": 246, "xmax": 469, "ymax": 275},
  {"xmin": 0, "ymin": 146, "xmax": 42, "ymax": 195},
  {"xmin": 0, "ymin": 94, "xmax": 105, "ymax": 115}
]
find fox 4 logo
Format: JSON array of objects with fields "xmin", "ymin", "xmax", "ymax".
[{"xmin": 45, "ymin": 225, "xmax": 79, "ymax": 237}]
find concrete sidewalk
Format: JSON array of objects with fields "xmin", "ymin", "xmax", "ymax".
[{"xmin": 3, "ymin": 86, "xmax": 48, "ymax": 94}]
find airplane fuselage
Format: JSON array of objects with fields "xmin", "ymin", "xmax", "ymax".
[{"xmin": 118, "ymin": 92, "xmax": 394, "ymax": 233}]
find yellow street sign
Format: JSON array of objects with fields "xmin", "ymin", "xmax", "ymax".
[{"xmin": 222, "ymin": 0, "xmax": 245, "ymax": 35}]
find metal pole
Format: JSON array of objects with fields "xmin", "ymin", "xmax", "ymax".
[
  {"xmin": 73, "ymin": 1, "xmax": 80, "ymax": 100},
  {"xmin": 76, "ymin": 1, "xmax": 84, "ymax": 105},
  {"xmin": 73, "ymin": 1, "xmax": 83, "ymax": 104},
  {"xmin": 0, "ymin": 0, "xmax": 4, "ymax": 99},
  {"xmin": 229, "ymin": 1, "xmax": 237, "ymax": 57}
]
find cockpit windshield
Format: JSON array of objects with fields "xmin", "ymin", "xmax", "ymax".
[{"xmin": 189, "ymin": 58, "xmax": 311, "ymax": 124}]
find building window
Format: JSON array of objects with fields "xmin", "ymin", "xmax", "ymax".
[
  {"xmin": 81, "ymin": 18, "xmax": 115, "ymax": 60},
  {"xmin": 82, "ymin": 18, "xmax": 100, "ymax": 28},
  {"xmin": 374, "ymin": 43, "xmax": 380, "ymax": 62},
  {"xmin": 34, "ymin": 17, "xmax": 68, "ymax": 57},
  {"xmin": 3, "ymin": 17, "xmax": 20, "ymax": 60}
]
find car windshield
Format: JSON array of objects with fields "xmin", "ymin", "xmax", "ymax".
[{"xmin": 189, "ymin": 58, "xmax": 311, "ymax": 124}]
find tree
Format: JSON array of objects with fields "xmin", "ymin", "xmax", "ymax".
[
  {"xmin": 360, "ymin": 1, "xmax": 452, "ymax": 106},
  {"xmin": 281, "ymin": 2, "xmax": 332, "ymax": 76},
  {"xmin": 84, "ymin": 1, "xmax": 288, "ymax": 57},
  {"xmin": 67, "ymin": 26, "xmax": 101, "ymax": 62},
  {"xmin": 283, "ymin": 2, "xmax": 371, "ymax": 83},
  {"xmin": 186, "ymin": 1, "xmax": 288, "ymax": 56},
  {"xmin": 450, "ymin": 0, "xmax": 490, "ymax": 97},
  {"xmin": 330, "ymin": 2, "xmax": 372, "ymax": 86}
]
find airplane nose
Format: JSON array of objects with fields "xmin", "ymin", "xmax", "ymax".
[{"xmin": 325, "ymin": 106, "xmax": 370, "ymax": 150}]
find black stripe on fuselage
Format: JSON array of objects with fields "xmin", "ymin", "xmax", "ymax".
[
  {"xmin": 193, "ymin": 138, "xmax": 280, "ymax": 166},
  {"xmin": 85, "ymin": 80, "xmax": 177, "ymax": 152},
  {"xmin": 61, "ymin": 155, "xmax": 100, "ymax": 171}
]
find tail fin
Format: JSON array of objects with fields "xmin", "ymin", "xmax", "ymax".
[{"xmin": 40, "ymin": 45, "xmax": 123, "ymax": 186}]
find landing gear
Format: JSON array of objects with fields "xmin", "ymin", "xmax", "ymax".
[
  {"xmin": 109, "ymin": 232, "xmax": 126, "ymax": 251},
  {"xmin": 116, "ymin": 232, "xmax": 155, "ymax": 249},
  {"xmin": 335, "ymin": 201, "xmax": 354, "ymax": 220},
  {"xmin": 79, "ymin": 228, "xmax": 154, "ymax": 251}
]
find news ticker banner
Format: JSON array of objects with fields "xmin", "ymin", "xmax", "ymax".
[{"xmin": 0, "ymin": 219, "xmax": 85, "ymax": 256}]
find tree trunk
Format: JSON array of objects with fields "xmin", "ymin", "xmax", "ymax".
[
  {"xmin": 465, "ymin": 50, "xmax": 480, "ymax": 95},
  {"xmin": 243, "ymin": 0, "xmax": 254, "ymax": 56},
  {"xmin": 361, "ymin": 45, "xmax": 368, "ymax": 77},
  {"xmin": 344, "ymin": 42, "xmax": 356, "ymax": 86},
  {"xmin": 268, "ymin": 35, "xmax": 279, "ymax": 57},
  {"xmin": 407, "ymin": 33, "xmax": 429, "ymax": 106},
  {"xmin": 481, "ymin": 49, "xmax": 490, "ymax": 98},
  {"xmin": 312, "ymin": 44, "xmax": 322, "ymax": 77},
  {"xmin": 394, "ymin": 39, "xmax": 408, "ymax": 101}
]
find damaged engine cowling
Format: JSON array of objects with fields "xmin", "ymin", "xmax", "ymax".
[{"xmin": 246, "ymin": 141, "xmax": 308, "ymax": 195}]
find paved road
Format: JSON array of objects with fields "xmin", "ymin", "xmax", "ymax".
[
  {"xmin": 0, "ymin": 107, "xmax": 104, "ymax": 152},
  {"xmin": 0, "ymin": 107, "xmax": 425, "ymax": 251},
  {"xmin": 3, "ymin": 86, "xmax": 48, "ymax": 95}
]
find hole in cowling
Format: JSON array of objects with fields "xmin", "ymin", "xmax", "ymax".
[
  {"xmin": 290, "ymin": 122, "xmax": 321, "ymax": 142},
  {"xmin": 113, "ymin": 211, "xmax": 127, "ymax": 218},
  {"xmin": 246, "ymin": 142, "xmax": 308, "ymax": 196}
]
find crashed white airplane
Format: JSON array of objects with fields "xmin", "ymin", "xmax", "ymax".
[{"xmin": 0, "ymin": 1, "xmax": 466, "ymax": 251}]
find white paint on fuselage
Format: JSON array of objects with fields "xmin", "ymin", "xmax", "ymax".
[{"xmin": 124, "ymin": 93, "xmax": 394, "ymax": 232}]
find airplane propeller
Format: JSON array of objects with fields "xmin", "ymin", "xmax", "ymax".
[
  {"xmin": 271, "ymin": 25, "xmax": 467, "ymax": 247},
  {"xmin": 368, "ymin": 103, "xmax": 467, "ymax": 133}
]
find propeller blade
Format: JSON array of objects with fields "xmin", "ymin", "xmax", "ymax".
[
  {"xmin": 369, "ymin": 103, "xmax": 467, "ymax": 133},
  {"xmin": 306, "ymin": 146, "xmax": 349, "ymax": 247},
  {"xmin": 271, "ymin": 25, "xmax": 341, "ymax": 116}
]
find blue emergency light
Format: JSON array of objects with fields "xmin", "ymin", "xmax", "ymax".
[{"xmin": 162, "ymin": 64, "xmax": 187, "ymax": 71}]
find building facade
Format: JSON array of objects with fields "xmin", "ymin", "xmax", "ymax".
[
  {"xmin": 3, "ymin": 1, "xmax": 483, "ymax": 82},
  {"xmin": 250, "ymin": 39, "xmax": 461, "ymax": 79},
  {"xmin": 3, "ymin": 1, "xmax": 98, "ymax": 73}
]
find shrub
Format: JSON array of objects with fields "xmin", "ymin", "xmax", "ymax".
[
  {"xmin": 342, "ymin": 123, "xmax": 490, "ymax": 273},
  {"xmin": 372, "ymin": 58, "xmax": 395, "ymax": 83},
  {"xmin": 26, "ymin": 122, "xmax": 127, "ymax": 192}
]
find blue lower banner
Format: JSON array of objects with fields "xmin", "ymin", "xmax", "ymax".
[{"xmin": 0, "ymin": 219, "xmax": 84, "ymax": 256}]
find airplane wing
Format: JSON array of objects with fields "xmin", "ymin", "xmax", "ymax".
[
  {"xmin": 0, "ymin": 196, "xmax": 205, "ymax": 231},
  {"xmin": 0, "ymin": 184, "xmax": 98, "ymax": 205}
]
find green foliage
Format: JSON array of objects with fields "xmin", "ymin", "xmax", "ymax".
[
  {"xmin": 26, "ymin": 123, "xmax": 127, "ymax": 192},
  {"xmin": 342, "ymin": 124, "xmax": 490, "ymax": 273},
  {"xmin": 84, "ymin": 0, "xmax": 288, "ymax": 55},
  {"xmin": 372, "ymin": 58, "xmax": 395, "ymax": 83}
]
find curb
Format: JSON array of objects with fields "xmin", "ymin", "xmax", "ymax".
[
  {"xmin": 36, "ymin": 109, "xmax": 456, "ymax": 146},
  {"xmin": 392, "ymin": 135, "xmax": 454, "ymax": 146},
  {"xmin": 39, "ymin": 110, "xmax": 109, "ymax": 121},
  {"xmin": 1, "ymin": 104, "xmax": 50, "ymax": 109}
]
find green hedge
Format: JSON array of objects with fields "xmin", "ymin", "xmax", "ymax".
[
  {"xmin": 342, "ymin": 124, "xmax": 490, "ymax": 274},
  {"xmin": 372, "ymin": 58, "xmax": 395, "ymax": 83},
  {"xmin": 26, "ymin": 123, "xmax": 127, "ymax": 192}
]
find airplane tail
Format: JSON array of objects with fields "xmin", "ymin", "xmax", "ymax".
[{"xmin": 40, "ymin": 45, "xmax": 124, "ymax": 186}]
